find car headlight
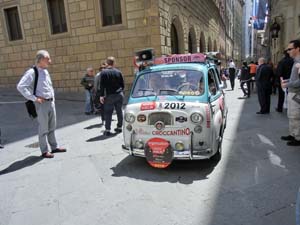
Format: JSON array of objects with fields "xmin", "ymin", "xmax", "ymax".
[
  {"xmin": 175, "ymin": 141, "xmax": 185, "ymax": 151},
  {"xmin": 135, "ymin": 139, "xmax": 144, "ymax": 149},
  {"xmin": 190, "ymin": 113, "xmax": 203, "ymax": 124},
  {"xmin": 125, "ymin": 113, "xmax": 135, "ymax": 123}
]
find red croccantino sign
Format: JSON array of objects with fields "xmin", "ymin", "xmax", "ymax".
[{"xmin": 145, "ymin": 137, "xmax": 173, "ymax": 168}]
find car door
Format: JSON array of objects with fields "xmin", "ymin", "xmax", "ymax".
[{"xmin": 208, "ymin": 68, "xmax": 222, "ymax": 151}]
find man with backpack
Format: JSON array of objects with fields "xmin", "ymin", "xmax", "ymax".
[{"xmin": 17, "ymin": 50, "xmax": 66, "ymax": 158}]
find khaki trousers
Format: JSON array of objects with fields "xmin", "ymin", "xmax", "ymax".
[
  {"xmin": 35, "ymin": 101, "xmax": 58, "ymax": 153},
  {"xmin": 287, "ymin": 93, "xmax": 300, "ymax": 140}
]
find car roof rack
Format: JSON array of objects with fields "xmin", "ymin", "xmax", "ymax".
[{"xmin": 134, "ymin": 49, "xmax": 221, "ymax": 71}]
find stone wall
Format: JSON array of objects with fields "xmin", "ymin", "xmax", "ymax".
[
  {"xmin": 158, "ymin": 0, "xmax": 225, "ymax": 55},
  {"xmin": 0, "ymin": 0, "xmax": 161, "ymax": 92},
  {"xmin": 0, "ymin": 0, "xmax": 237, "ymax": 93}
]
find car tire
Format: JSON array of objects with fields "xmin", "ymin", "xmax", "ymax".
[
  {"xmin": 210, "ymin": 127, "xmax": 223, "ymax": 162},
  {"xmin": 211, "ymin": 144, "xmax": 221, "ymax": 162}
]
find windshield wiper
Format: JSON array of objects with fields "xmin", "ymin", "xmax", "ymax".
[
  {"xmin": 159, "ymin": 89, "xmax": 178, "ymax": 95},
  {"xmin": 159, "ymin": 89, "xmax": 184, "ymax": 101},
  {"xmin": 137, "ymin": 88, "xmax": 157, "ymax": 99}
]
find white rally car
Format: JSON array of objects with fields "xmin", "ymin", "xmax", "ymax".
[{"xmin": 122, "ymin": 53, "xmax": 227, "ymax": 168}]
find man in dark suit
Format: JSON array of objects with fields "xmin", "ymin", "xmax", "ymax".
[
  {"xmin": 255, "ymin": 57, "xmax": 274, "ymax": 114},
  {"xmin": 275, "ymin": 50, "xmax": 293, "ymax": 112},
  {"xmin": 99, "ymin": 56, "xmax": 124, "ymax": 136}
]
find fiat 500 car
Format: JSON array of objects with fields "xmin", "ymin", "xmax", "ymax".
[{"xmin": 122, "ymin": 53, "xmax": 228, "ymax": 168}]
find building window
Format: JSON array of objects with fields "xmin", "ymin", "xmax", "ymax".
[
  {"xmin": 47, "ymin": 0, "xmax": 67, "ymax": 34},
  {"xmin": 101, "ymin": 0, "xmax": 122, "ymax": 26},
  {"xmin": 4, "ymin": 6, "xmax": 23, "ymax": 41}
]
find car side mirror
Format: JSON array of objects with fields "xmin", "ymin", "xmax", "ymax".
[{"xmin": 218, "ymin": 83, "xmax": 225, "ymax": 90}]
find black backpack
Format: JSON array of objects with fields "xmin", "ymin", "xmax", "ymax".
[{"xmin": 25, "ymin": 67, "xmax": 39, "ymax": 118}]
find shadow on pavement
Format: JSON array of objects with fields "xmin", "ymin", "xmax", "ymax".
[
  {"xmin": 110, "ymin": 155, "xmax": 218, "ymax": 184},
  {"xmin": 0, "ymin": 156, "xmax": 43, "ymax": 175},
  {"xmin": 84, "ymin": 123, "xmax": 104, "ymax": 130},
  {"xmin": 86, "ymin": 133, "xmax": 118, "ymax": 142}
]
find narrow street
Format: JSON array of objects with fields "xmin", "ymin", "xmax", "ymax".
[{"xmin": 0, "ymin": 86, "xmax": 299, "ymax": 225}]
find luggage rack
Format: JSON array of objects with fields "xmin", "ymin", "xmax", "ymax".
[{"xmin": 134, "ymin": 48, "xmax": 221, "ymax": 72}]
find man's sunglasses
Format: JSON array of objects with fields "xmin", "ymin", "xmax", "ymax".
[{"xmin": 286, "ymin": 47, "xmax": 295, "ymax": 51}]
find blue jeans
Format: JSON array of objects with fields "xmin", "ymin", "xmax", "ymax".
[
  {"xmin": 297, "ymin": 187, "xmax": 300, "ymax": 225},
  {"xmin": 104, "ymin": 93, "xmax": 124, "ymax": 131},
  {"xmin": 85, "ymin": 89, "xmax": 93, "ymax": 113}
]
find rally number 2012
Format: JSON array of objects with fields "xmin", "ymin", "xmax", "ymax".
[{"xmin": 164, "ymin": 103, "xmax": 186, "ymax": 109}]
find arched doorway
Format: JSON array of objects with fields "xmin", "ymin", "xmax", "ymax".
[
  {"xmin": 214, "ymin": 40, "xmax": 217, "ymax": 51},
  {"xmin": 170, "ymin": 16, "xmax": 184, "ymax": 54},
  {"xmin": 199, "ymin": 32, "xmax": 206, "ymax": 53},
  {"xmin": 188, "ymin": 32, "xmax": 193, "ymax": 53},
  {"xmin": 208, "ymin": 37, "xmax": 212, "ymax": 52},
  {"xmin": 171, "ymin": 24, "xmax": 179, "ymax": 54},
  {"xmin": 188, "ymin": 27, "xmax": 197, "ymax": 53}
]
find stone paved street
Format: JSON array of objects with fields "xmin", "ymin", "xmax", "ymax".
[{"xmin": 0, "ymin": 86, "xmax": 299, "ymax": 225}]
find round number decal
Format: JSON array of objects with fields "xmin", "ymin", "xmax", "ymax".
[{"xmin": 144, "ymin": 137, "xmax": 173, "ymax": 168}]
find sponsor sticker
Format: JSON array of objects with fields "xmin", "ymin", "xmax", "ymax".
[
  {"xmin": 175, "ymin": 116, "xmax": 187, "ymax": 123},
  {"xmin": 140, "ymin": 102, "xmax": 156, "ymax": 111},
  {"xmin": 152, "ymin": 128, "xmax": 191, "ymax": 136}
]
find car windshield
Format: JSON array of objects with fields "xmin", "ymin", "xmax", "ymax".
[{"xmin": 132, "ymin": 70, "xmax": 205, "ymax": 97}]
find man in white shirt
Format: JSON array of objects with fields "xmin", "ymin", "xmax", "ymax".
[
  {"xmin": 281, "ymin": 40, "xmax": 300, "ymax": 146},
  {"xmin": 17, "ymin": 50, "xmax": 66, "ymax": 158}
]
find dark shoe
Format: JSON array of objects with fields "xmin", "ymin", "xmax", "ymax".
[
  {"xmin": 275, "ymin": 108, "xmax": 283, "ymax": 113},
  {"xmin": 85, "ymin": 112, "xmax": 91, "ymax": 115},
  {"xmin": 51, "ymin": 147, "xmax": 67, "ymax": 153},
  {"xmin": 103, "ymin": 130, "xmax": 111, "ymax": 136},
  {"xmin": 41, "ymin": 152, "xmax": 54, "ymax": 158},
  {"xmin": 287, "ymin": 139, "xmax": 300, "ymax": 146},
  {"xmin": 256, "ymin": 111, "xmax": 268, "ymax": 114},
  {"xmin": 281, "ymin": 135, "xmax": 295, "ymax": 141},
  {"xmin": 114, "ymin": 127, "xmax": 122, "ymax": 133}
]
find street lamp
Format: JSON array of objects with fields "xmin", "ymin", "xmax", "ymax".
[
  {"xmin": 248, "ymin": 17, "xmax": 255, "ymax": 60},
  {"xmin": 270, "ymin": 19, "xmax": 280, "ymax": 39}
]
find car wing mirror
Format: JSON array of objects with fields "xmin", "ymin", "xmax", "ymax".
[{"xmin": 218, "ymin": 83, "xmax": 225, "ymax": 90}]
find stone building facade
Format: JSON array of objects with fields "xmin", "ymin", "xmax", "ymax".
[
  {"xmin": 0, "ymin": 0, "xmax": 243, "ymax": 92},
  {"xmin": 269, "ymin": 0, "xmax": 300, "ymax": 64}
]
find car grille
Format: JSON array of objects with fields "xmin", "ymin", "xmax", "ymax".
[{"xmin": 148, "ymin": 112, "xmax": 173, "ymax": 125}]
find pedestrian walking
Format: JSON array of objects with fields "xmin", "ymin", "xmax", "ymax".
[
  {"xmin": 239, "ymin": 61, "xmax": 251, "ymax": 98},
  {"xmin": 281, "ymin": 39, "xmax": 300, "ymax": 146},
  {"xmin": 248, "ymin": 61, "xmax": 257, "ymax": 91},
  {"xmin": 99, "ymin": 56, "xmax": 124, "ymax": 136},
  {"xmin": 17, "ymin": 50, "xmax": 66, "ymax": 158},
  {"xmin": 267, "ymin": 60, "xmax": 277, "ymax": 95},
  {"xmin": 275, "ymin": 50, "xmax": 293, "ymax": 112},
  {"xmin": 221, "ymin": 67, "xmax": 228, "ymax": 89},
  {"xmin": 228, "ymin": 59, "xmax": 236, "ymax": 90},
  {"xmin": 81, "ymin": 67, "xmax": 95, "ymax": 115},
  {"xmin": 94, "ymin": 62, "xmax": 107, "ymax": 124},
  {"xmin": 255, "ymin": 57, "xmax": 274, "ymax": 114}
]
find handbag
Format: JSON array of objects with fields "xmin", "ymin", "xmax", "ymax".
[{"xmin": 25, "ymin": 67, "xmax": 39, "ymax": 118}]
